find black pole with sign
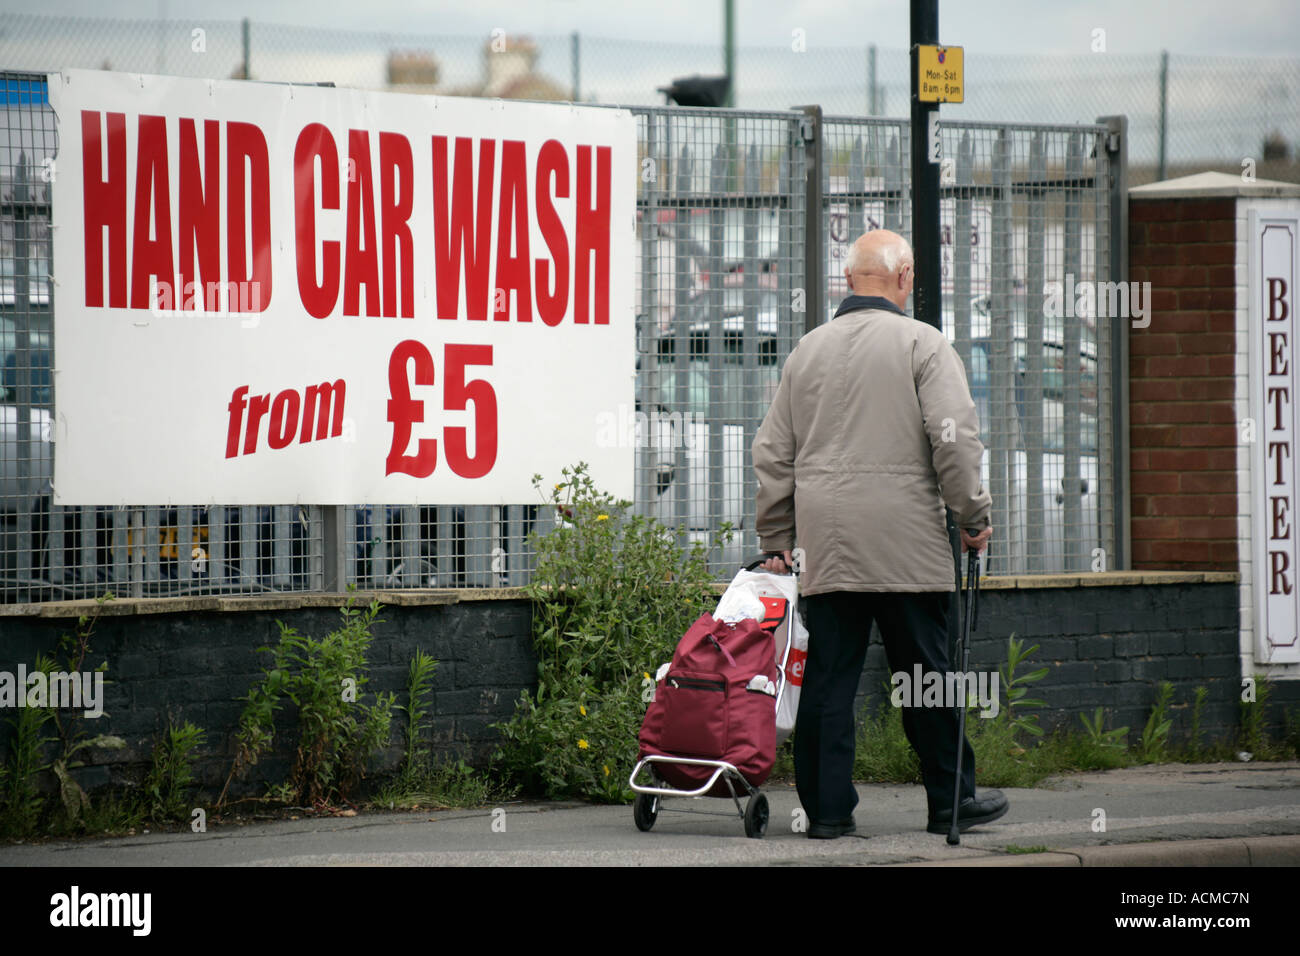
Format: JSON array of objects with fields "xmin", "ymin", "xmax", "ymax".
[
  {"xmin": 910, "ymin": 0, "xmax": 964, "ymax": 669},
  {"xmin": 910, "ymin": 0, "xmax": 940, "ymax": 330}
]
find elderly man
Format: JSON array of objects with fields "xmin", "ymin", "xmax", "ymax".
[{"xmin": 753, "ymin": 228, "xmax": 1006, "ymax": 839}]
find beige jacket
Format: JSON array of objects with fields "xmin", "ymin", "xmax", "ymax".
[{"xmin": 753, "ymin": 300, "xmax": 991, "ymax": 594}]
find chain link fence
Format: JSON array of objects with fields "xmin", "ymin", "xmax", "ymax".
[{"xmin": 3, "ymin": 11, "xmax": 1298, "ymax": 177}]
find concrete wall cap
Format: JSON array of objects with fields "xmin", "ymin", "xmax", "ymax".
[{"xmin": 1130, "ymin": 170, "xmax": 1300, "ymax": 199}]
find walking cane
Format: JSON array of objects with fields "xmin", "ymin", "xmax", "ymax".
[{"xmin": 947, "ymin": 542, "xmax": 981, "ymax": 845}]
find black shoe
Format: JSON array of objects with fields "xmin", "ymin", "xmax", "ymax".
[
  {"xmin": 808, "ymin": 817, "xmax": 856, "ymax": 839},
  {"xmin": 927, "ymin": 790, "xmax": 1009, "ymax": 834}
]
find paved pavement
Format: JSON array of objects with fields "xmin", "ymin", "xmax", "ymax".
[{"xmin": 2, "ymin": 762, "xmax": 1298, "ymax": 867}]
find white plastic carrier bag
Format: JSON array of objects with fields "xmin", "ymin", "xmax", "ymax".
[{"xmin": 712, "ymin": 568, "xmax": 807, "ymax": 745}]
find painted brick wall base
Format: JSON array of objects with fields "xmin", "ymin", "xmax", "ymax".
[
  {"xmin": 0, "ymin": 597, "xmax": 534, "ymax": 800},
  {"xmin": 0, "ymin": 579, "xmax": 1294, "ymax": 803},
  {"xmin": 853, "ymin": 581, "xmax": 1290, "ymax": 747}
]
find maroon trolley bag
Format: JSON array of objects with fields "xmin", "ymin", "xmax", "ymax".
[{"xmin": 637, "ymin": 612, "xmax": 780, "ymax": 798}]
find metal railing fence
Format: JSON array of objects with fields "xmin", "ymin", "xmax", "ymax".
[{"xmin": 0, "ymin": 72, "xmax": 1121, "ymax": 600}]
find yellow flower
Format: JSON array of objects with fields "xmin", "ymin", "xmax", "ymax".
[
  {"xmin": 579, "ymin": 705, "xmax": 587, "ymax": 716},
  {"xmin": 554, "ymin": 483, "xmax": 563, "ymax": 491},
  {"xmin": 643, "ymin": 672, "xmax": 651, "ymax": 681},
  {"xmin": 578, "ymin": 739, "xmax": 589, "ymax": 750},
  {"xmin": 596, "ymin": 514, "xmax": 609, "ymax": 521},
  {"xmin": 603, "ymin": 765, "xmax": 611, "ymax": 777}
]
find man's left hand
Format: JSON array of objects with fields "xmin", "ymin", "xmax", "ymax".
[{"xmin": 961, "ymin": 526, "xmax": 993, "ymax": 553}]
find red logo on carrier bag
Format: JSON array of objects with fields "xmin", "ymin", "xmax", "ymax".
[
  {"xmin": 787, "ymin": 647, "xmax": 807, "ymax": 686},
  {"xmin": 758, "ymin": 596, "xmax": 787, "ymax": 632}
]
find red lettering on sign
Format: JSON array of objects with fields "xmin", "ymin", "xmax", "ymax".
[
  {"xmin": 432, "ymin": 136, "xmax": 495, "ymax": 321},
  {"xmin": 494, "ymin": 140, "xmax": 532, "ymax": 322},
  {"xmin": 386, "ymin": 340, "xmax": 438, "ymax": 478},
  {"xmin": 294, "ymin": 124, "xmax": 341, "ymax": 319},
  {"xmin": 79, "ymin": 116, "xmax": 618, "ymax": 327},
  {"xmin": 243, "ymin": 392, "xmax": 271, "ymax": 455},
  {"xmin": 130, "ymin": 115, "xmax": 175, "ymax": 310},
  {"xmin": 343, "ymin": 129, "xmax": 380, "ymax": 317},
  {"xmin": 226, "ymin": 380, "xmax": 346, "ymax": 458},
  {"xmin": 178, "ymin": 119, "xmax": 221, "ymax": 312},
  {"xmin": 384, "ymin": 341, "xmax": 498, "ymax": 479},
  {"xmin": 443, "ymin": 344, "xmax": 498, "ymax": 477},
  {"xmin": 535, "ymin": 139, "xmax": 570, "ymax": 327},
  {"xmin": 226, "ymin": 122, "xmax": 272, "ymax": 312},
  {"xmin": 226, "ymin": 386, "xmax": 249, "ymax": 459},
  {"xmin": 268, "ymin": 389, "xmax": 301, "ymax": 450},
  {"xmin": 379, "ymin": 132, "xmax": 414, "ymax": 319},
  {"xmin": 82, "ymin": 110, "xmax": 128, "ymax": 309},
  {"xmin": 83, "ymin": 114, "xmax": 279, "ymax": 314},
  {"xmin": 574, "ymin": 144, "xmax": 611, "ymax": 325},
  {"xmin": 301, "ymin": 381, "xmax": 346, "ymax": 443}
]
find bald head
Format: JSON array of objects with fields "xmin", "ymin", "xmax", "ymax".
[{"xmin": 844, "ymin": 229, "xmax": 915, "ymax": 309}]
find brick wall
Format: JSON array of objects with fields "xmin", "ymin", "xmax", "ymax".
[
  {"xmin": 854, "ymin": 578, "xmax": 1268, "ymax": 745},
  {"xmin": 3, "ymin": 577, "xmax": 1292, "ymax": 805},
  {"xmin": 0, "ymin": 595, "xmax": 535, "ymax": 799},
  {"xmin": 1129, "ymin": 196, "xmax": 1239, "ymax": 571}
]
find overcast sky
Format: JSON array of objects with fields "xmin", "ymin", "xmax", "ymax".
[{"xmin": 2, "ymin": 0, "xmax": 1297, "ymax": 57}]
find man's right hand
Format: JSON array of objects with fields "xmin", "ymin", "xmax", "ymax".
[
  {"xmin": 961, "ymin": 526, "xmax": 993, "ymax": 554},
  {"xmin": 760, "ymin": 550, "xmax": 795, "ymax": 574}
]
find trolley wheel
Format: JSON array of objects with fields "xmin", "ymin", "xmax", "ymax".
[
  {"xmin": 743, "ymin": 792, "xmax": 769, "ymax": 839},
  {"xmin": 633, "ymin": 792, "xmax": 659, "ymax": 832}
]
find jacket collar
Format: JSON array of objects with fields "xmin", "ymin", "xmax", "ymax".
[{"xmin": 833, "ymin": 294, "xmax": 908, "ymax": 319}]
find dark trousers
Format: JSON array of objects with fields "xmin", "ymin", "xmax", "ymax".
[{"xmin": 793, "ymin": 590, "xmax": 976, "ymax": 822}]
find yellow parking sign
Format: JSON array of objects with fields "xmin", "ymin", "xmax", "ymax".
[{"xmin": 917, "ymin": 45, "xmax": 964, "ymax": 103}]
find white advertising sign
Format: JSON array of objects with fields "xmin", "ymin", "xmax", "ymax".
[
  {"xmin": 48, "ymin": 70, "xmax": 636, "ymax": 504},
  {"xmin": 1251, "ymin": 206, "xmax": 1300, "ymax": 664}
]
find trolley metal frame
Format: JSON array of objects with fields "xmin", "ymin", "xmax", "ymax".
[{"xmin": 628, "ymin": 575, "xmax": 796, "ymax": 839}]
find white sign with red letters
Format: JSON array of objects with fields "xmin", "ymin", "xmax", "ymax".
[{"xmin": 48, "ymin": 70, "xmax": 636, "ymax": 504}]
